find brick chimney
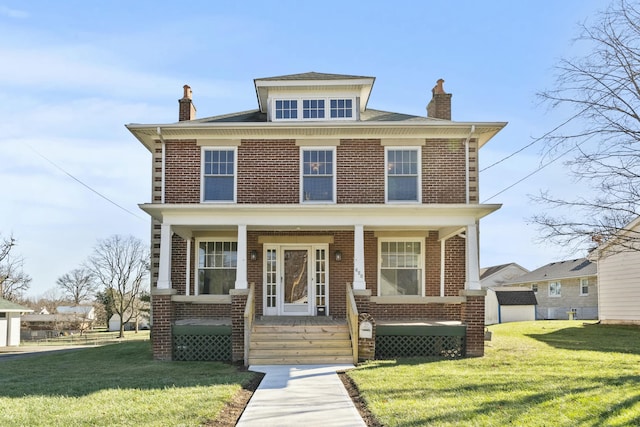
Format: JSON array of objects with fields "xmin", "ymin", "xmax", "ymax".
[
  {"xmin": 178, "ymin": 85, "xmax": 196, "ymax": 121},
  {"xmin": 426, "ymin": 78, "xmax": 452, "ymax": 120}
]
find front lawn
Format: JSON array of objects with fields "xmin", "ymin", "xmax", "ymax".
[
  {"xmin": 348, "ymin": 321, "xmax": 640, "ymax": 427},
  {"xmin": 0, "ymin": 341, "xmax": 255, "ymax": 426}
]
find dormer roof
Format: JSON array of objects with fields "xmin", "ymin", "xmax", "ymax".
[{"xmin": 254, "ymin": 71, "xmax": 375, "ymax": 113}]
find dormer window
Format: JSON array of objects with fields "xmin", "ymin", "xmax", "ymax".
[
  {"xmin": 303, "ymin": 100, "xmax": 325, "ymax": 119},
  {"xmin": 271, "ymin": 97, "xmax": 356, "ymax": 121},
  {"xmin": 275, "ymin": 100, "xmax": 298, "ymax": 119},
  {"xmin": 330, "ymin": 99, "xmax": 352, "ymax": 118}
]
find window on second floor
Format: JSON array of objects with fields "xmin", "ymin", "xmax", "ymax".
[
  {"xmin": 379, "ymin": 239, "xmax": 424, "ymax": 296},
  {"xmin": 386, "ymin": 148, "xmax": 420, "ymax": 202},
  {"xmin": 531, "ymin": 283, "xmax": 538, "ymax": 293},
  {"xmin": 549, "ymin": 281, "xmax": 562, "ymax": 297},
  {"xmin": 197, "ymin": 240, "xmax": 237, "ymax": 295},
  {"xmin": 202, "ymin": 148, "xmax": 236, "ymax": 202},
  {"xmin": 580, "ymin": 278, "xmax": 589, "ymax": 296},
  {"xmin": 301, "ymin": 148, "xmax": 335, "ymax": 202}
]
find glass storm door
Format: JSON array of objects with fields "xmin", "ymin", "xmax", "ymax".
[
  {"xmin": 263, "ymin": 245, "xmax": 328, "ymax": 316},
  {"xmin": 282, "ymin": 248, "xmax": 312, "ymax": 315}
]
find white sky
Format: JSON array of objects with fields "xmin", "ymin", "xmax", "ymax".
[{"xmin": 0, "ymin": 0, "xmax": 606, "ymax": 297}]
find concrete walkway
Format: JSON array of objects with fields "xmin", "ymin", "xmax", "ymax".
[{"xmin": 236, "ymin": 364, "xmax": 366, "ymax": 427}]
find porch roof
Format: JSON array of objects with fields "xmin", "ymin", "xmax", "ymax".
[{"xmin": 140, "ymin": 203, "xmax": 501, "ymax": 238}]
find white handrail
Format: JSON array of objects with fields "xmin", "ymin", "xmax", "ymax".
[{"xmin": 346, "ymin": 283, "xmax": 359, "ymax": 364}]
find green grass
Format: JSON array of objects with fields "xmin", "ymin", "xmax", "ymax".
[
  {"xmin": 348, "ymin": 321, "xmax": 640, "ymax": 427},
  {"xmin": 0, "ymin": 341, "xmax": 254, "ymax": 426}
]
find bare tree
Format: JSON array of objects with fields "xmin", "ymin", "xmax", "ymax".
[
  {"xmin": 0, "ymin": 234, "xmax": 32, "ymax": 301},
  {"xmin": 87, "ymin": 235, "xmax": 149, "ymax": 338},
  {"xmin": 56, "ymin": 268, "xmax": 97, "ymax": 305},
  {"xmin": 532, "ymin": 0, "xmax": 640, "ymax": 251}
]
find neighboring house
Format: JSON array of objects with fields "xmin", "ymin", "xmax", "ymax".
[
  {"xmin": 589, "ymin": 216, "xmax": 640, "ymax": 325},
  {"xmin": 127, "ymin": 72, "xmax": 507, "ymax": 363},
  {"xmin": 480, "ymin": 263, "xmax": 529, "ymax": 288},
  {"xmin": 21, "ymin": 305, "xmax": 96, "ymax": 337},
  {"xmin": 108, "ymin": 310, "xmax": 150, "ymax": 332},
  {"xmin": 485, "ymin": 288, "xmax": 537, "ymax": 325},
  {"xmin": 504, "ymin": 258, "xmax": 598, "ymax": 320},
  {"xmin": 0, "ymin": 298, "xmax": 33, "ymax": 346}
]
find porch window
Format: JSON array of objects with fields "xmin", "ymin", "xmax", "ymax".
[
  {"xmin": 379, "ymin": 240, "xmax": 423, "ymax": 296},
  {"xmin": 580, "ymin": 278, "xmax": 589, "ymax": 296},
  {"xmin": 301, "ymin": 148, "xmax": 335, "ymax": 202},
  {"xmin": 202, "ymin": 148, "xmax": 236, "ymax": 202},
  {"xmin": 549, "ymin": 281, "xmax": 561, "ymax": 297},
  {"xmin": 386, "ymin": 148, "xmax": 420, "ymax": 202},
  {"xmin": 197, "ymin": 241, "xmax": 237, "ymax": 295}
]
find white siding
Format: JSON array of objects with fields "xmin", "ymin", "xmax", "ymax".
[
  {"xmin": 500, "ymin": 305, "xmax": 536, "ymax": 323},
  {"xmin": 0, "ymin": 316, "xmax": 7, "ymax": 346},
  {"xmin": 598, "ymin": 249, "xmax": 640, "ymax": 322}
]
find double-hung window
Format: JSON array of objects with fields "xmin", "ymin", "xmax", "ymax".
[
  {"xmin": 379, "ymin": 239, "xmax": 423, "ymax": 296},
  {"xmin": 386, "ymin": 148, "xmax": 420, "ymax": 202},
  {"xmin": 549, "ymin": 281, "xmax": 561, "ymax": 297},
  {"xmin": 301, "ymin": 148, "xmax": 335, "ymax": 202},
  {"xmin": 202, "ymin": 148, "xmax": 236, "ymax": 202},
  {"xmin": 580, "ymin": 278, "xmax": 589, "ymax": 296},
  {"xmin": 197, "ymin": 241, "xmax": 237, "ymax": 295}
]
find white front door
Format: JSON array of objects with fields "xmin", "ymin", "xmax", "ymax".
[{"xmin": 263, "ymin": 245, "xmax": 328, "ymax": 316}]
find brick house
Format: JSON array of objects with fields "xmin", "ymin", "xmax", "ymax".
[{"xmin": 126, "ymin": 72, "xmax": 506, "ymax": 363}]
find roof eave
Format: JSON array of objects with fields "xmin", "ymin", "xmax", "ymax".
[{"xmin": 126, "ymin": 120, "xmax": 507, "ymax": 151}]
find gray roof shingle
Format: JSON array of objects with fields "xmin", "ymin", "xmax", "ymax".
[
  {"xmin": 255, "ymin": 71, "xmax": 374, "ymax": 81},
  {"xmin": 495, "ymin": 290, "xmax": 538, "ymax": 306},
  {"xmin": 504, "ymin": 258, "xmax": 596, "ymax": 285}
]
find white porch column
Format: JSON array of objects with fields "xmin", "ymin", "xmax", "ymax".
[
  {"xmin": 353, "ymin": 224, "xmax": 366, "ymax": 290},
  {"xmin": 235, "ymin": 224, "xmax": 248, "ymax": 290},
  {"xmin": 440, "ymin": 239, "xmax": 446, "ymax": 297},
  {"xmin": 465, "ymin": 222, "xmax": 481, "ymax": 290},
  {"xmin": 185, "ymin": 238, "xmax": 191, "ymax": 296},
  {"xmin": 157, "ymin": 223, "xmax": 172, "ymax": 290}
]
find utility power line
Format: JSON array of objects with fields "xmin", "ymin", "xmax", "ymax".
[{"xmin": 26, "ymin": 143, "xmax": 146, "ymax": 221}]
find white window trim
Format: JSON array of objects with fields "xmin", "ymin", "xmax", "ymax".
[
  {"xmin": 299, "ymin": 147, "xmax": 336, "ymax": 204},
  {"xmin": 377, "ymin": 237, "xmax": 425, "ymax": 297},
  {"xmin": 385, "ymin": 146, "xmax": 422, "ymax": 203},
  {"xmin": 200, "ymin": 146, "xmax": 237, "ymax": 203},
  {"xmin": 270, "ymin": 97, "xmax": 356, "ymax": 121},
  {"xmin": 579, "ymin": 278, "xmax": 589, "ymax": 296},
  {"xmin": 194, "ymin": 238, "xmax": 238, "ymax": 296},
  {"xmin": 548, "ymin": 281, "xmax": 562, "ymax": 297}
]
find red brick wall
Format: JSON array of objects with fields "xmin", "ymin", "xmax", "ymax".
[
  {"xmin": 462, "ymin": 295, "xmax": 485, "ymax": 356},
  {"xmin": 160, "ymin": 137, "xmax": 469, "ymax": 207},
  {"xmin": 151, "ymin": 294, "xmax": 174, "ymax": 360},
  {"xmin": 337, "ymin": 140, "xmax": 385, "ymax": 203},
  {"xmin": 238, "ymin": 140, "xmax": 299, "ymax": 204},
  {"xmin": 165, "ymin": 141, "xmax": 200, "ymax": 203},
  {"xmin": 174, "ymin": 303, "xmax": 231, "ymax": 319},
  {"xmin": 445, "ymin": 236, "xmax": 466, "ymax": 296},
  {"xmin": 171, "ymin": 235, "xmax": 187, "ymax": 295},
  {"xmin": 423, "ymin": 139, "xmax": 466, "ymax": 203},
  {"xmin": 371, "ymin": 303, "xmax": 461, "ymax": 320}
]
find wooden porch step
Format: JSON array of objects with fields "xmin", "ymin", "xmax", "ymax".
[
  {"xmin": 248, "ymin": 355, "xmax": 354, "ymax": 365},
  {"xmin": 249, "ymin": 321, "xmax": 353, "ymax": 365}
]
